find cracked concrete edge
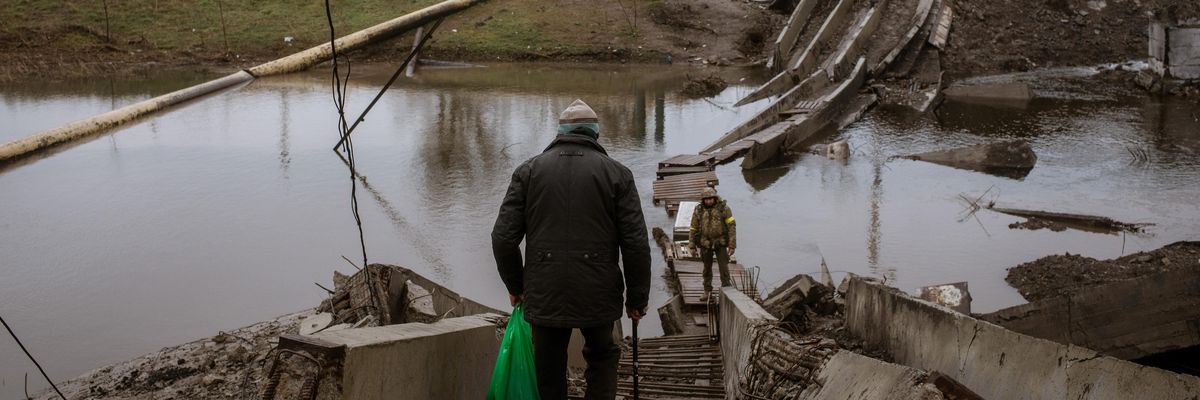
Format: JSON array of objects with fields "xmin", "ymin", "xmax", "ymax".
[{"xmin": 845, "ymin": 277, "xmax": 1200, "ymax": 399}]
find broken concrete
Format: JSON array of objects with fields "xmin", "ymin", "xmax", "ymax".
[
  {"xmin": 982, "ymin": 266, "xmax": 1200, "ymax": 360},
  {"xmin": 903, "ymin": 140, "xmax": 1038, "ymax": 178},
  {"xmin": 727, "ymin": 285, "xmax": 982, "ymax": 400},
  {"xmin": 917, "ymin": 282, "xmax": 971, "ymax": 314},
  {"xmin": 987, "ymin": 205, "xmax": 1151, "ymax": 234},
  {"xmin": 943, "ymin": 82, "xmax": 1034, "ymax": 107},
  {"xmin": 719, "ymin": 287, "xmax": 778, "ymax": 400},
  {"xmin": 761, "ymin": 274, "xmax": 839, "ymax": 331},
  {"xmin": 311, "ymin": 314, "xmax": 504, "ymax": 400},
  {"xmin": 844, "ymin": 277, "xmax": 1200, "ymax": 399}
]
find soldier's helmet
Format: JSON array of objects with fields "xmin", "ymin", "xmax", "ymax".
[{"xmin": 701, "ymin": 187, "xmax": 718, "ymax": 199}]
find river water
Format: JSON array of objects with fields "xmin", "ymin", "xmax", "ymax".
[{"xmin": 1, "ymin": 63, "xmax": 1197, "ymax": 397}]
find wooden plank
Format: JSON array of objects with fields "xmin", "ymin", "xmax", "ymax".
[
  {"xmin": 657, "ymin": 165, "xmax": 711, "ymax": 178},
  {"xmin": 660, "ymin": 170, "xmax": 718, "ymax": 184},
  {"xmin": 673, "ymin": 260, "xmax": 748, "ymax": 275},
  {"xmin": 659, "ymin": 153, "xmax": 714, "ymax": 168}
]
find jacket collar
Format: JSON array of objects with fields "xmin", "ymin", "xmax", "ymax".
[{"xmin": 544, "ymin": 133, "xmax": 608, "ymax": 155}]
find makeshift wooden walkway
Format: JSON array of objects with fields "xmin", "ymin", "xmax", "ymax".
[
  {"xmin": 671, "ymin": 260, "xmax": 759, "ymax": 307},
  {"xmin": 616, "ymin": 335, "xmax": 725, "ymax": 399}
]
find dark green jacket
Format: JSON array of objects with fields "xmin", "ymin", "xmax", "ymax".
[
  {"xmin": 492, "ymin": 134, "xmax": 651, "ymax": 328},
  {"xmin": 689, "ymin": 200, "xmax": 736, "ymax": 250}
]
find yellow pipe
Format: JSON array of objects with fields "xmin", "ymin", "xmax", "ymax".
[
  {"xmin": 0, "ymin": 71, "xmax": 254, "ymax": 163},
  {"xmin": 0, "ymin": 0, "xmax": 485, "ymax": 164},
  {"xmin": 248, "ymin": 0, "xmax": 484, "ymax": 77}
]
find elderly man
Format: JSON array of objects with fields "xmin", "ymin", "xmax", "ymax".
[{"xmin": 492, "ymin": 99, "xmax": 651, "ymax": 399}]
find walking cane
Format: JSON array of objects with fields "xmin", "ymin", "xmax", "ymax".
[{"xmin": 632, "ymin": 318, "xmax": 640, "ymax": 400}]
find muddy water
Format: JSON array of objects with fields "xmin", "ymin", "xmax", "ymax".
[{"xmin": 1, "ymin": 63, "xmax": 1197, "ymax": 397}]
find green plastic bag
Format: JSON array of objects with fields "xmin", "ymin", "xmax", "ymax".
[{"xmin": 487, "ymin": 304, "xmax": 540, "ymax": 400}]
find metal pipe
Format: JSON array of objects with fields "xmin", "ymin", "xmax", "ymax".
[
  {"xmin": 0, "ymin": 70, "xmax": 254, "ymax": 163},
  {"xmin": 0, "ymin": 0, "xmax": 485, "ymax": 164},
  {"xmin": 249, "ymin": 0, "xmax": 483, "ymax": 77}
]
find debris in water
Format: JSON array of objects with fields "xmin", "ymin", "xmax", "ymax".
[
  {"xmin": 943, "ymin": 82, "xmax": 1034, "ymax": 107},
  {"xmin": 825, "ymin": 139, "xmax": 849, "ymax": 160},
  {"xmin": 681, "ymin": 74, "xmax": 728, "ymax": 98},
  {"xmin": 903, "ymin": 140, "xmax": 1038, "ymax": 179},
  {"xmin": 988, "ymin": 205, "xmax": 1152, "ymax": 235}
]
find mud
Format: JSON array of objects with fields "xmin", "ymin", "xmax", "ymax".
[
  {"xmin": 943, "ymin": 0, "xmax": 1200, "ymax": 78},
  {"xmin": 680, "ymin": 74, "xmax": 729, "ymax": 98},
  {"xmin": 1005, "ymin": 241, "xmax": 1200, "ymax": 302},
  {"xmin": 33, "ymin": 311, "xmax": 311, "ymax": 400}
]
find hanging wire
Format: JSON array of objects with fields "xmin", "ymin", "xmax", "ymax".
[
  {"xmin": 1, "ymin": 313, "xmax": 67, "ymax": 399},
  {"xmin": 323, "ymin": 0, "xmax": 383, "ymax": 321}
]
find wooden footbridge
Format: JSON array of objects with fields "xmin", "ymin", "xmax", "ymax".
[{"xmin": 627, "ymin": 0, "xmax": 956, "ymax": 397}]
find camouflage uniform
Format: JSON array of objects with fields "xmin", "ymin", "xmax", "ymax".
[{"xmin": 689, "ymin": 188, "xmax": 736, "ymax": 294}]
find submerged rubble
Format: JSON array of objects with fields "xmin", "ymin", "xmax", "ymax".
[
  {"xmin": 680, "ymin": 74, "xmax": 729, "ymax": 98},
  {"xmin": 903, "ymin": 140, "xmax": 1038, "ymax": 178},
  {"xmin": 990, "ymin": 206, "xmax": 1152, "ymax": 234}
]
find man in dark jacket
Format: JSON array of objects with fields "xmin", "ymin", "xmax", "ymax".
[{"xmin": 492, "ymin": 99, "xmax": 651, "ymax": 400}]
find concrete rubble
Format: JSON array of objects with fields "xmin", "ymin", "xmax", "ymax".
[
  {"xmin": 727, "ymin": 281, "xmax": 984, "ymax": 400},
  {"xmin": 983, "ymin": 266, "xmax": 1200, "ymax": 361},
  {"xmin": 903, "ymin": 140, "xmax": 1038, "ymax": 178},
  {"xmin": 942, "ymin": 82, "xmax": 1034, "ymax": 106},
  {"xmin": 844, "ymin": 276, "xmax": 1200, "ymax": 399}
]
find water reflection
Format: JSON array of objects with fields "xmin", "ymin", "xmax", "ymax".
[{"xmin": 1, "ymin": 63, "xmax": 1198, "ymax": 399}]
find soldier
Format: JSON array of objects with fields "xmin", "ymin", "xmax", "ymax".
[
  {"xmin": 493, "ymin": 99, "xmax": 651, "ymax": 400},
  {"xmin": 688, "ymin": 186, "xmax": 736, "ymax": 302}
]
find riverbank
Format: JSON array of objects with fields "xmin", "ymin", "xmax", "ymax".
[
  {"xmin": 0, "ymin": 0, "xmax": 777, "ymax": 81},
  {"xmin": 4, "ymin": 0, "xmax": 1199, "ymax": 83},
  {"xmin": 32, "ymin": 310, "xmax": 311, "ymax": 400}
]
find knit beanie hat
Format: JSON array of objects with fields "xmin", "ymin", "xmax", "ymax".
[{"xmin": 558, "ymin": 99, "xmax": 600, "ymax": 138}]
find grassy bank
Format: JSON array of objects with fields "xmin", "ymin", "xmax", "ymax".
[{"xmin": 0, "ymin": 0, "xmax": 775, "ymax": 80}]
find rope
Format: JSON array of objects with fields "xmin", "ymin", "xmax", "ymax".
[{"xmin": 1, "ymin": 313, "xmax": 66, "ymax": 399}]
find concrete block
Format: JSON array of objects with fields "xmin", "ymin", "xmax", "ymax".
[
  {"xmin": 844, "ymin": 278, "xmax": 1200, "ymax": 399},
  {"xmin": 983, "ymin": 267, "xmax": 1200, "ymax": 360},
  {"xmin": 1168, "ymin": 28, "xmax": 1200, "ymax": 65},
  {"xmin": 719, "ymin": 287, "xmax": 778, "ymax": 400},
  {"xmin": 314, "ymin": 314, "xmax": 502, "ymax": 400},
  {"xmin": 943, "ymin": 82, "xmax": 1033, "ymax": 107},
  {"xmin": 954, "ymin": 318, "xmax": 1069, "ymax": 399},
  {"xmin": 1065, "ymin": 345, "xmax": 1200, "ymax": 399},
  {"xmin": 903, "ymin": 140, "xmax": 1038, "ymax": 177},
  {"xmin": 798, "ymin": 351, "xmax": 937, "ymax": 399}
]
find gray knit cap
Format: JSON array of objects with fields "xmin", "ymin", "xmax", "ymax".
[{"xmin": 558, "ymin": 99, "xmax": 600, "ymax": 138}]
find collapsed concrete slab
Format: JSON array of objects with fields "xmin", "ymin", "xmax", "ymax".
[
  {"xmin": 720, "ymin": 287, "xmax": 981, "ymax": 400},
  {"xmin": 943, "ymin": 82, "xmax": 1034, "ymax": 107},
  {"xmin": 982, "ymin": 267, "xmax": 1200, "ymax": 361},
  {"xmin": 903, "ymin": 140, "xmax": 1038, "ymax": 178},
  {"xmin": 844, "ymin": 277, "xmax": 1200, "ymax": 399}
]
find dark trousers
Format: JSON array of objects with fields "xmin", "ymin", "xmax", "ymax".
[
  {"xmin": 531, "ymin": 324, "xmax": 620, "ymax": 400},
  {"xmin": 701, "ymin": 247, "xmax": 732, "ymax": 292}
]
